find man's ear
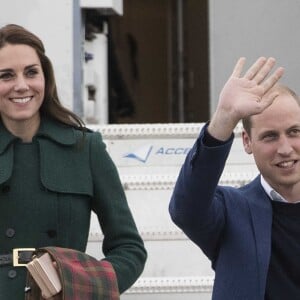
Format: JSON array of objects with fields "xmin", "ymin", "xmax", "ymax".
[{"xmin": 242, "ymin": 130, "xmax": 253, "ymax": 154}]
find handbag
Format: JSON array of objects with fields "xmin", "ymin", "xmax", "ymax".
[{"xmin": 25, "ymin": 247, "xmax": 120, "ymax": 300}]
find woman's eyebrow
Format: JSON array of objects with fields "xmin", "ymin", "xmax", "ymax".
[
  {"xmin": 0, "ymin": 64, "xmax": 40, "ymax": 73},
  {"xmin": 0, "ymin": 67, "xmax": 13, "ymax": 72}
]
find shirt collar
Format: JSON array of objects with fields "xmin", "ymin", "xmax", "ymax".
[
  {"xmin": 0, "ymin": 117, "xmax": 77, "ymax": 154},
  {"xmin": 260, "ymin": 175, "xmax": 300, "ymax": 203}
]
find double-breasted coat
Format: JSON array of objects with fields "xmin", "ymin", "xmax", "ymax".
[{"xmin": 0, "ymin": 117, "xmax": 147, "ymax": 299}]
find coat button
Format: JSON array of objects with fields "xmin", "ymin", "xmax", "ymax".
[
  {"xmin": 6, "ymin": 228, "xmax": 15, "ymax": 238},
  {"xmin": 46, "ymin": 230, "xmax": 57, "ymax": 238},
  {"xmin": 2, "ymin": 185, "xmax": 10, "ymax": 193},
  {"xmin": 8, "ymin": 269, "xmax": 17, "ymax": 278}
]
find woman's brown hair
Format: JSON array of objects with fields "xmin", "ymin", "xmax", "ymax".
[{"xmin": 0, "ymin": 24, "xmax": 85, "ymax": 129}]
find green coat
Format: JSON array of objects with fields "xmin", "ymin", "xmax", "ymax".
[{"xmin": 0, "ymin": 117, "xmax": 147, "ymax": 299}]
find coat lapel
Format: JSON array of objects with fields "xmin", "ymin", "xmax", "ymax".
[
  {"xmin": 246, "ymin": 176, "xmax": 272, "ymax": 298},
  {"xmin": 0, "ymin": 121, "xmax": 18, "ymax": 184}
]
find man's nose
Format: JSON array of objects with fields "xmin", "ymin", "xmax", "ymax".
[{"xmin": 277, "ymin": 136, "xmax": 293, "ymax": 155}]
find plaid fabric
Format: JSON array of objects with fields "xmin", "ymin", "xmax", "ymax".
[{"xmin": 25, "ymin": 247, "xmax": 119, "ymax": 300}]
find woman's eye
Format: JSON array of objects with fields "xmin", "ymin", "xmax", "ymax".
[
  {"xmin": 26, "ymin": 69, "xmax": 38, "ymax": 77},
  {"xmin": 0, "ymin": 72, "xmax": 13, "ymax": 80}
]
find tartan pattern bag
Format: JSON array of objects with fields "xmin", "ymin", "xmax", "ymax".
[{"xmin": 25, "ymin": 247, "xmax": 119, "ymax": 300}]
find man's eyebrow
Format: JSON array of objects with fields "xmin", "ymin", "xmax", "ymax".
[
  {"xmin": 257, "ymin": 129, "xmax": 277, "ymax": 138},
  {"xmin": 288, "ymin": 124, "xmax": 300, "ymax": 129},
  {"xmin": 257, "ymin": 125, "xmax": 300, "ymax": 138}
]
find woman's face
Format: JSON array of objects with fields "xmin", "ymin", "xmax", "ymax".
[{"xmin": 0, "ymin": 43, "xmax": 45, "ymax": 130}]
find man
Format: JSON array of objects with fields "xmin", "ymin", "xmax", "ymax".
[{"xmin": 169, "ymin": 57, "xmax": 300, "ymax": 299}]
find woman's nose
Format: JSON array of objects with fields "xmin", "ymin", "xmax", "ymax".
[{"xmin": 13, "ymin": 76, "xmax": 29, "ymax": 92}]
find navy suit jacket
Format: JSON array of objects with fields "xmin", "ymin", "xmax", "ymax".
[{"xmin": 169, "ymin": 124, "xmax": 272, "ymax": 300}]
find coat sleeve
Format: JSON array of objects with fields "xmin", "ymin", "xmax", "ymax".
[
  {"xmin": 169, "ymin": 123, "xmax": 234, "ymax": 261},
  {"xmin": 89, "ymin": 132, "xmax": 147, "ymax": 293}
]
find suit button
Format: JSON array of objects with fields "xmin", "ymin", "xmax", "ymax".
[
  {"xmin": 8, "ymin": 269, "xmax": 17, "ymax": 278},
  {"xmin": 6, "ymin": 228, "xmax": 15, "ymax": 238},
  {"xmin": 2, "ymin": 185, "xmax": 10, "ymax": 193}
]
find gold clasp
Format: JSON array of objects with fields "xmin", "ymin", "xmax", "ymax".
[{"xmin": 13, "ymin": 248, "xmax": 35, "ymax": 267}]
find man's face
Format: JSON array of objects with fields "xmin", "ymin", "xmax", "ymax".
[{"xmin": 242, "ymin": 93, "xmax": 300, "ymax": 195}]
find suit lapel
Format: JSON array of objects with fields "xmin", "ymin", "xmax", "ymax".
[{"xmin": 246, "ymin": 176, "xmax": 272, "ymax": 297}]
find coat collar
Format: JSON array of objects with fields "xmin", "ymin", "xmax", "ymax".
[
  {"xmin": 0, "ymin": 117, "xmax": 77, "ymax": 154},
  {"xmin": 36, "ymin": 116, "xmax": 77, "ymax": 146},
  {"xmin": 0, "ymin": 122, "xmax": 18, "ymax": 155}
]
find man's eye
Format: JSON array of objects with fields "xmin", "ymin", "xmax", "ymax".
[
  {"xmin": 290, "ymin": 129, "xmax": 300, "ymax": 136},
  {"xmin": 262, "ymin": 134, "xmax": 276, "ymax": 141}
]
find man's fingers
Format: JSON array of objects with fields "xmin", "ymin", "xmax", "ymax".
[
  {"xmin": 259, "ymin": 92, "xmax": 280, "ymax": 111},
  {"xmin": 241, "ymin": 56, "xmax": 284, "ymax": 95},
  {"xmin": 252, "ymin": 57, "xmax": 276, "ymax": 84},
  {"xmin": 243, "ymin": 57, "xmax": 267, "ymax": 80},
  {"xmin": 261, "ymin": 67, "xmax": 285, "ymax": 93},
  {"xmin": 231, "ymin": 57, "xmax": 246, "ymax": 78}
]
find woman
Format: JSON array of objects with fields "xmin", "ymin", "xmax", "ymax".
[{"xmin": 0, "ymin": 24, "xmax": 147, "ymax": 299}]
